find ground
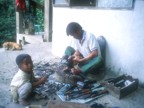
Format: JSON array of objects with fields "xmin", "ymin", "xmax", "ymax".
[{"xmin": 0, "ymin": 42, "xmax": 144, "ymax": 108}]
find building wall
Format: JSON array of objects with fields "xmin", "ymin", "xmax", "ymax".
[{"xmin": 52, "ymin": 0, "xmax": 144, "ymax": 86}]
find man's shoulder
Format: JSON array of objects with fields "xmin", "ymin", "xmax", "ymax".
[
  {"xmin": 84, "ymin": 31, "xmax": 95, "ymax": 36},
  {"xmin": 84, "ymin": 31, "xmax": 97, "ymax": 40}
]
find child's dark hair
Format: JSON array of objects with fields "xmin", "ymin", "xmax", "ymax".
[
  {"xmin": 16, "ymin": 54, "xmax": 31, "ymax": 67},
  {"xmin": 66, "ymin": 22, "xmax": 82, "ymax": 36}
]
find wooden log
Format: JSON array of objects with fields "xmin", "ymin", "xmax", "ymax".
[{"xmin": 47, "ymin": 100, "xmax": 90, "ymax": 108}]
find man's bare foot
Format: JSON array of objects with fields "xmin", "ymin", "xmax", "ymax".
[
  {"xmin": 71, "ymin": 68, "xmax": 81, "ymax": 74},
  {"xmin": 19, "ymin": 100, "xmax": 30, "ymax": 106},
  {"xmin": 63, "ymin": 67, "xmax": 70, "ymax": 72}
]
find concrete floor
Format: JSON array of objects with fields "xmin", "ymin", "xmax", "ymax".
[{"xmin": 0, "ymin": 42, "xmax": 144, "ymax": 108}]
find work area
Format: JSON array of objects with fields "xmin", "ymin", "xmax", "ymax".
[
  {"xmin": 0, "ymin": 42, "xmax": 144, "ymax": 108},
  {"xmin": 1, "ymin": 0, "xmax": 144, "ymax": 108}
]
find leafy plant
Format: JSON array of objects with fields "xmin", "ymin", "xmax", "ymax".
[
  {"xmin": 35, "ymin": 0, "xmax": 44, "ymax": 32},
  {"xmin": 0, "ymin": 0, "xmax": 44, "ymax": 47},
  {"xmin": 0, "ymin": 0, "xmax": 16, "ymax": 47}
]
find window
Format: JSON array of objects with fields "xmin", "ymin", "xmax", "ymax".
[
  {"xmin": 70, "ymin": 0, "xmax": 96, "ymax": 7},
  {"xmin": 53, "ymin": 0, "xmax": 70, "ymax": 7},
  {"xmin": 97, "ymin": 0, "xmax": 134, "ymax": 9},
  {"xmin": 53, "ymin": 0, "xmax": 134, "ymax": 10}
]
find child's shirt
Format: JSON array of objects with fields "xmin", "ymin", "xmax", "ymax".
[
  {"xmin": 10, "ymin": 69, "xmax": 33, "ymax": 87},
  {"xmin": 10, "ymin": 69, "xmax": 33, "ymax": 102}
]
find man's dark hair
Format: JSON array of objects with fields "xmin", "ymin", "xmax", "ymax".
[{"xmin": 66, "ymin": 22, "xmax": 82, "ymax": 36}]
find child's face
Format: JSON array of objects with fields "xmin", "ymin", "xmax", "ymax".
[{"xmin": 20, "ymin": 57, "xmax": 33, "ymax": 73}]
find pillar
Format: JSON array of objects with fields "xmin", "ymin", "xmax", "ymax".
[
  {"xmin": 44, "ymin": 0, "xmax": 53, "ymax": 42},
  {"xmin": 16, "ymin": 11, "xmax": 24, "ymax": 34}
]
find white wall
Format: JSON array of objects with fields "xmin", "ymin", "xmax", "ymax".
[{"xmin": 52, "ymin": 0, "xmax": 144, "ymax": 86}]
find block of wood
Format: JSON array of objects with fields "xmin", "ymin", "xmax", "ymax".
[{"xmin": 47, "ymin": 100, "xmax": 90, "ymax": 108}]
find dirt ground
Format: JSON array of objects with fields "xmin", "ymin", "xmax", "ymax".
[{"xmin": 0, "ymin": 42, "xmax": 144, "ymax": 108}]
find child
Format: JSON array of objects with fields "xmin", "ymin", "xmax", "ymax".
[{"xmin": 10, "ymin": 54, "xmax": 47, "ymax": 106}]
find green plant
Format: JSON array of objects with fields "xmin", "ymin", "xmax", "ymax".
[
  {"xmin": 0, "ymin": 0, "xmax": 16, "ymax": 47},
  {"xmin": 0, "ymin": 0, "xmax": 44, "ymax": 47},
  {"xmin": 35, "ymin": 0, "xmax": 44, "ymax": 32}
]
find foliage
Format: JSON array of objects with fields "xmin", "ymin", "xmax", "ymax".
[
  {"xmin": 35, "ymin": 8, "xmax": 44, "ymax": 32},
  {"xmin": 0, "ymin": 0, "xmax": 16, "ymax": 47},
  {"xmin": 35, "ymin": 0, "xmax": 44, "ymax": 32},
  {"xmin": 0, "ymin": 0, "xmax": 44, "ymax": 47}
]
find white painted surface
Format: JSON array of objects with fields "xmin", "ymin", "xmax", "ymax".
[{"xmin": 52, "ymin": 0, "xmax": 144, "ymax": 85}]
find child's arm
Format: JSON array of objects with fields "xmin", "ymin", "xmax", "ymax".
[
  {"xmin": 32, "ymin": 76, "xmax": 47, "ymax": 88},
  {"xmin": 31, "ymin": 71, "xmax": 47, "ymax": 87}
]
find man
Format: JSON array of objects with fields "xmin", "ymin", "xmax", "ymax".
[{"xmin": 62, "ymin": 22, "xmax": 104, "ymax": 80}]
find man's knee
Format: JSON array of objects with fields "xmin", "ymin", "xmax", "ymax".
[{"xmin": 65, "ymin": 46, "xmax": 75, "ymax": 56}]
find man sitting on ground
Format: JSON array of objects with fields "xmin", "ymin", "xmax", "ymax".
[{"xmin": 62, "ymin": 22, "xmax": 104, "ymax": 82}]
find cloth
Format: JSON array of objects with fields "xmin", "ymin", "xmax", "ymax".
[
  {"xmin": 64, "ymin": 46, "xmax": 103, "ymax": 74},
  {"xmin": 16, "ymin": 0, "xmax": 26, "ymax": 11},
  {"xmin": 72, "ymin": 31, "xmax": 101, "ymax": 57},
  {"xmin": 81, "ymin": 56, "xmax": 103, "ymax": 74},
  {"xmin": 10, "ymin": 69, "xmax": 33, "ymax": 102}
]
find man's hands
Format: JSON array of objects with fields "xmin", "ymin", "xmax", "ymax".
[
  {"xmin": 71, "ymin": 68, "xmax": 81, "ymax": 74},
  {"xmin": 68, "ymin": 54, "xmax": 83, "ymax": 64},
  {"xmin": 73, "ymin": 56, "xmax": 83, "ymax": 63}
]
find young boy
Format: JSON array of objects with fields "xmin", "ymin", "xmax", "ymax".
[{"xmin": 10, "ymin": 54, "xmax": 47, "ymax": 106}]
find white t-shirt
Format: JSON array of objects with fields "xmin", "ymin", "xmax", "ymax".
[
  {"xmin": 10, "ymin": 69, "xmax": 32, "ymax": 88},
  {"xmin": 71, "ymin": 31, "xmax": 101, "ymax": 57}
]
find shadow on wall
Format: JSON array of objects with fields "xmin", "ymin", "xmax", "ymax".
[{"xmin": 97, "ymin": 35, "xmax": 107, "ymax": 66}]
